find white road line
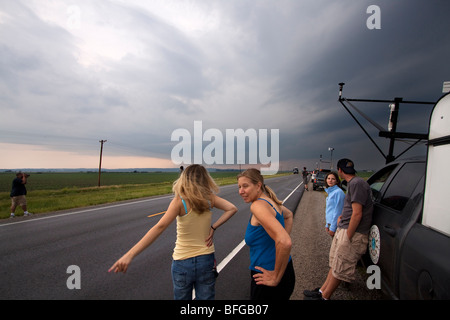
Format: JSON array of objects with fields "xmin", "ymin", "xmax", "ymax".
[
  {"xmin": 282, "ymin": 181, "xmax": 303, "ymax": 204},
  {"xmin": 0, "ymin": 195, "xmax": 173, "ymax": 227},
  {"xmin": 217, "ymin": 239, "xmax": 246, "ymax": 273}
]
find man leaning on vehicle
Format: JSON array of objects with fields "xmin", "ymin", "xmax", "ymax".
[
  {"xmin": 303, "ymin": 158, "xmax": 373, "ymax": 300},
  {"xmin": 10, "ymin": 171, "xmax": 33, "ymax": 218}
]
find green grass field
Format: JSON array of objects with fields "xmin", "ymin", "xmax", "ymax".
[
  {"xmin": 0, "ymin": 171, "xmax": 182, "ymax": 192},
  {"xmin": 1, "ymin": 171, "xmax": 289, "ymax": 219}
]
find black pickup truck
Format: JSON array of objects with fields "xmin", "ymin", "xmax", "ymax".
[{"xmin": 363, "ymin": 92, "xmax": 450, "ymax": 299}]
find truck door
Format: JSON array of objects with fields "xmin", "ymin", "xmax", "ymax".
[{"xmin": 368, "ymin": 161, "xmax": 425, "ymax": 296}]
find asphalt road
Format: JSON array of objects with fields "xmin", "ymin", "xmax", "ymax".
[{"xmin": 0, "ymin": 174, "xmax": 303, "ymax": 300}]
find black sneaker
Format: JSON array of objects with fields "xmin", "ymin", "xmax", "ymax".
[
  {"xmin": 303, "ymin": 287, "xmax": 321, "ymax": 298},
  {"xmin": 303, "ymin": 293, "xmax": 324, "ymax": 300}
]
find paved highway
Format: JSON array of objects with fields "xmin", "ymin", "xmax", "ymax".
[{"xmin": 0, "ymin": 174, "xmax": 303, "ymax": 300}]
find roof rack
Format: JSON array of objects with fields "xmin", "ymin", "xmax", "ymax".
[{"xmin": 338, "ymin": 83, "xmax": 435, "ymax": 164}]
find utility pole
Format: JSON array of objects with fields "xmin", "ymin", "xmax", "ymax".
[{"xmin": 98, "ymin": 140, "xmax": 107, "ymax": 187}]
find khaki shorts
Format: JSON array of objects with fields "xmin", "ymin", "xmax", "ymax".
[
  {"xmin": 11, "ymin": 195, "xmax": 27, "ymax": 207},
  {"xmin": 329, "ymin": 228, "xmax": 368, "ymax": 282}
]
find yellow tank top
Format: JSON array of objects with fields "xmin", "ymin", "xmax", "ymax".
[{"xmin": 172, "ymin": 201, "xmax": 215, "ymax": 260}]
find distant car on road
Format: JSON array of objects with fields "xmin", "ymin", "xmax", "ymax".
[
  {"xmin": 312, "ymin": 170, "xmax": 330, "ymax": 190},
  {"xmin": 293, "ymin": 167, "xmax": 299, "ymax": 174}
]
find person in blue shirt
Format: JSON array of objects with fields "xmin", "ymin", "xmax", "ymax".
[
  {"xmin": 324, "ymin": 172, "xmax": 345, "ymax": 237},
  {"xmin": 238, "ymin": 168, "xmax": 295, "ymax": 300}
]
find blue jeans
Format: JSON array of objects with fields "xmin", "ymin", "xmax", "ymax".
[{"xmin": 171, "ymin": 253, "xmax": 216, "ymax": 300}]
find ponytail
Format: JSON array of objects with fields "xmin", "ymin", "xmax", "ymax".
[{"xmin": 263, "ymin": 184, "xmax": 283, "ymax": 206}]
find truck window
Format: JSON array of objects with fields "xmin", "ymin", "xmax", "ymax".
[
  {"xmin": 380, "ymin": 162, "xmax": 425, "ymax": 212},
  {"xmin": 368, "ymin": 164, "xmax": 398, "ymax": 201}
]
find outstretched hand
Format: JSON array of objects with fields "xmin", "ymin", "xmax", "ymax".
[{"xmin": 108, "ymin": 254, "xmax": 133, "ymax": 274}]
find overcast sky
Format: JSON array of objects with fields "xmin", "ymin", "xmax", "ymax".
[{"xmin": 1, "ymin": 0, "xmax": 449, "ymax": 171}]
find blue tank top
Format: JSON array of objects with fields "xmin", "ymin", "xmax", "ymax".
[{"xmin": 245, "ymin": 198, "xmax": 291, "ymax": 272}]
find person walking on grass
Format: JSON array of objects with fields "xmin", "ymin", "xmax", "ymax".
[
  {"xmin": 109, "ymin": 164, "xmax": 237, "ymax": 300},
  {"xmin": 10, "ymin": 171, "xmax": 32, "ymax": 218}
]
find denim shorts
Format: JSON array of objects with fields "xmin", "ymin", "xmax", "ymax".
[{"xmin": 171, "ymin": 253, "xmax": 216, "ymax": 300}]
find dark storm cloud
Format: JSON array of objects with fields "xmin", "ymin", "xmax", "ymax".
[{"xmin": 0, "ymin": 0, "xmax": 449, "ymax": 169}]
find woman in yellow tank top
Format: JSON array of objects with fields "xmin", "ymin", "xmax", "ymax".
[{"xmin": 109, "ymin": 165, "xmax": 237, "ymax": 300}]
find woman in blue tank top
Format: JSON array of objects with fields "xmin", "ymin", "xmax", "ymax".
[{"xmin": 238, "ymin": 169, "xmax": 295, "ymax": 300}]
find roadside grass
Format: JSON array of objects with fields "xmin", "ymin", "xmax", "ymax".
[
  {"xmin": 1, "ymin": 171, "xmax": 290, "ymax": 219},
  {"xmin": 0, "ymin": 183, "xmax": 174, "ymax": 219}
]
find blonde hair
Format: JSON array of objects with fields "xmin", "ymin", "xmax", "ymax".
[
  {"xmin": 237, "ymin": 168, "xmax": 283, "ymax": 206},
  {"xmin": 172, "ymin": 164, "xmax": 219, "ymax": 214}
]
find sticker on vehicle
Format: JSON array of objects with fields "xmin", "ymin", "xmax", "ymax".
[{"xmin": 369, "ymin": 225, "xmax": 381, "ymax": 264}]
